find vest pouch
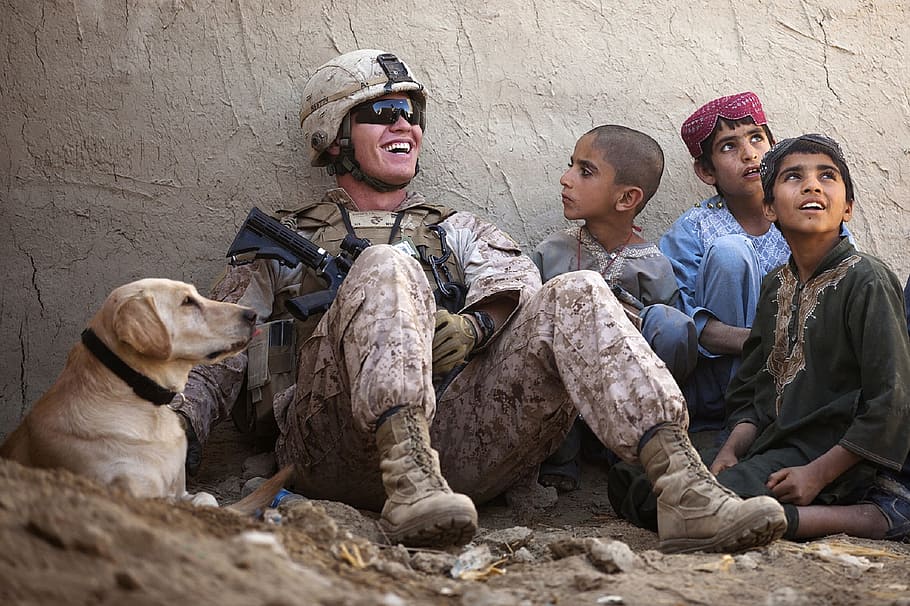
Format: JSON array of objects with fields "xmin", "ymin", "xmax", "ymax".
[{"xmin": 231, "ymin": 319, "xmax": 296, "ymax": 450}]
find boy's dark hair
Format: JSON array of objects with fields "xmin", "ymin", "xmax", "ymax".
[
  {"xmin": 759, "ymin": 133, "xmax": 855, "ymax": 204},
  {"xmin": 586, "ymin": 125, "xmax": 664, "ymax": 211}
]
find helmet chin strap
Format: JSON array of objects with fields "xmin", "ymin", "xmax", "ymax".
[
  {"xmin": 328, "ymin": 115, "xmax": 419, "ymax": 193},
  {"xmin": 331, "ymin": 150, "xmax": 417, "ymax": 193}
]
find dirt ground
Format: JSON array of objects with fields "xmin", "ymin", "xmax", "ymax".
[{"xmin": 2, "ymin": 420, "xmax": 909, "ymax": 606}]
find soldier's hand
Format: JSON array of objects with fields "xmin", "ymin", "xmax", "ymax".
[{"xmin": 432, "ymin": 310, "xmax": 478, "ymax": 375}]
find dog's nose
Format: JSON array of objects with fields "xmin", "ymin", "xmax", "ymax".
[{"xmin": 242, "ymin": 308, "xmax": 257, "ymax": 325}]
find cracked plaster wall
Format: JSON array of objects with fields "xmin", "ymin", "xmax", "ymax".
[{"xmin": 1, "ymin": 0, "xmax": 908, "ymax": 437}]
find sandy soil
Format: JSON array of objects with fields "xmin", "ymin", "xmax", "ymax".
[{"xmin": 2, "ymin": 420, "xmax": 909, "ymax": 606}]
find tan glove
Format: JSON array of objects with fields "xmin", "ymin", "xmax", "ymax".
[{"xmin": 432, "ymin": 310, "xmax": 478, "ymax": 375}]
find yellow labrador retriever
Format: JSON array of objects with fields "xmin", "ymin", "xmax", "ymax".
[{"xmin": 0, "ymin": 278, "xmax": 276, "ymax": 509}]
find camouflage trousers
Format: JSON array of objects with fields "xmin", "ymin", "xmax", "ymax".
[{"xmin": 273, "ymin": 245, "xmax": 688, "ymax": 511}]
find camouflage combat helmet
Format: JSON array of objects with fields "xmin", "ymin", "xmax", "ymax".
[{"xmin": 299, "ymin": 49, "xmax": 426, "ymax": 190}]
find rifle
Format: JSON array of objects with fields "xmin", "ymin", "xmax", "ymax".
[{"xmin": 226, "ymin": 206, "xmax": 370, "ymax": 321}]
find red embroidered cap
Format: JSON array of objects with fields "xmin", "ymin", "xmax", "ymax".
[{"xmin": 680, "ymin": 92, "xmax": 767, "ymax": 158}]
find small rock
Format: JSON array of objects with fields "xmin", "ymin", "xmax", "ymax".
[
  {"xmin": 585, "ymin": 538, "xmax": 640, "ymax": 574},
  {"xmin": 240, "ymin": 476, "xmax": 265, "ymax": 499},
  {"xmin": 383, "ymin": 544, "xmax": 412, "ymax": 566},
  {"xmin": 234, "ymin": 530, "xmax": 288, "ymax": 558},
  {"xmin": 410, "ymin": 550, "xmax": 457, "ymax": 574}
]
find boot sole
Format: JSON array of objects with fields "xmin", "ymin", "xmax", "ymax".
[
  {"xmin": 381, "ymin": 509, "xmax": 478, "ymax": 548},
  {"xmin": 659, "ymin": 508, "xmax": 788, "ymax": 554}
]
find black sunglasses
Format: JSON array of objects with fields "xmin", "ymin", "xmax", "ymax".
[{"xmin": 351, "ymin": 98, "xmax": 422, "ymax": 126}]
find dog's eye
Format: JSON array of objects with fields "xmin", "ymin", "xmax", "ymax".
[{"xmin": 182, "ymin": 296, "xmax": 200, "ymax": 308}]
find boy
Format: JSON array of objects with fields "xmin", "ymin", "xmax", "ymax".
[
  {"xmin": 660, "ymin": 92, "xmax": 787, "ymax": 430},
  {"xmin": 611, "ymin": 134, "xmax": 910, "ymax": 542},
  {"xmin": 533, "ymin": 125, "xmax": 697, "ymax": 490}
]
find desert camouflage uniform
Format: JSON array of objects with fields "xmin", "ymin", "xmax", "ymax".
[{"xmin": 177, "ymin": 188, "xmax": 687, "ymax": 509}]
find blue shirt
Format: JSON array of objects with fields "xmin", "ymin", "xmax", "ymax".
[{"xmin": 658, "ymin": 195, "xmax": 790, "ymax": 323}]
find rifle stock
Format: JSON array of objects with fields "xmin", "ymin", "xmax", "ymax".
[{"xmin": 226, "ymin": 207, "xmax": 369, "ymax": 320}]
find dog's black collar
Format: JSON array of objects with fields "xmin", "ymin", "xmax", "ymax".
[{"xmin": 80, "ymin": 328, "xmax": 178, "ymax": 406}]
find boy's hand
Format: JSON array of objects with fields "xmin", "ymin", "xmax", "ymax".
[
  {"xmin": 709, "ymin": 422, "xmax": 757, "ymax": 475},
  {"xmin": 766, "ymin": 465, "xmax": 825, "ymax": 505},
  {"xmin": 709, "ymin": 449, "xmax": 739, "ymax": 475}
]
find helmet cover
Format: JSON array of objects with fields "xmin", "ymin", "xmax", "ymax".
[{"xmin": 299, "ymin": 49, "xmax": 427, "ymax": 167}]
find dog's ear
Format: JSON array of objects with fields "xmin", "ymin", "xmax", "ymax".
[{"xmin": 112, "ymin": 294, "xmax": 172, "ymax": 359}]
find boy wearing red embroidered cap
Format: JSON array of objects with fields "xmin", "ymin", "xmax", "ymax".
[{"xmin": 659, "ymin": 92, "xmax": 788, "ymax": 431}]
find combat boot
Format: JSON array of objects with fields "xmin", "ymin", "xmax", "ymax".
[
  {"xmin": 376, "ymin": 406, "xmax": 478, "ymax": 548},
  {"xmin": 640, "ymin": 424, "xmax": 787, "ymax": 554}
]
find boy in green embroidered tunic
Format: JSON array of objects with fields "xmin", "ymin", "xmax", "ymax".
[{"xmin": 610, "ymin": 134, "xmax": 910, "ymax": 541}]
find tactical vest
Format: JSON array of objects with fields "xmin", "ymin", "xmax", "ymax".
[{"xmin": 286, "ymin": 198, "xmax": 465, "ymax": 303}]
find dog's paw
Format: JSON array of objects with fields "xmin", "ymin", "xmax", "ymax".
[{"xmin": 188, "ymin": 491, "xmax": 219, "ymax": 507}]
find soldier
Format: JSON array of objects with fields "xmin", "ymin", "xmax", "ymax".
[{"xmin": 174, "ymin": 49, "xmax": 787, "ymax": 553}]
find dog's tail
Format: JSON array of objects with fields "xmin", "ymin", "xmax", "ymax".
[{"xmin": 227, "ymin": 464, "xmax": 296, "ymax": 515}]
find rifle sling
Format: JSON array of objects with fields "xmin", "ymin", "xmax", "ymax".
[{"xmin": 338, "ymin": 204, "xmax": 405, "ymax": 245}]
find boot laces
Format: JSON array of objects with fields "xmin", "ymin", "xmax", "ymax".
[
  {"xmin": 402, "ymin": 408, "xmax": 447, "ymax": 491},
  {"xmin": 675, "ymin": 429, "xmax": 739, "ymax": 499}
]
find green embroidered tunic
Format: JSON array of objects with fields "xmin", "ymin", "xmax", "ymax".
[{"xmin": 726, "ymin": 237, "xmax": 910, "ymax": 474}]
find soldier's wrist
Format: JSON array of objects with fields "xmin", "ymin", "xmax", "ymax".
[{"xmin": 469, "ymin": 310, "xmax": 495, "ymax": 349}]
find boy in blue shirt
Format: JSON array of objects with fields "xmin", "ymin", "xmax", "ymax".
[{"xmin": 660, "ymin": 92, "xmax": 787, "ymax": 430}]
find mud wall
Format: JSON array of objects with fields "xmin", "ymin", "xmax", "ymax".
[{"xmin": 2, "ymin": 0, "xmax": 908, "ymax": 436}]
